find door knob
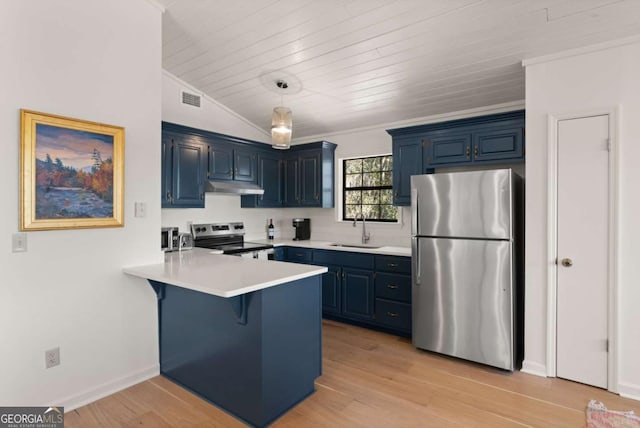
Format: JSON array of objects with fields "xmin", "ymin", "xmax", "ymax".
[{"xmin": 561, "ymin": 258, "xmax": 573, "ymax": 267}]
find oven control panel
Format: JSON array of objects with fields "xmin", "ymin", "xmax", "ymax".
[{"xmin": 191, "ymin": 222, "xmax": 245, "ymax": 239}]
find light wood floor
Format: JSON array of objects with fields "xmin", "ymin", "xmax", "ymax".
[{"xmin": 66, "ymin": 320, "xmax": 640, "ymax": 427}]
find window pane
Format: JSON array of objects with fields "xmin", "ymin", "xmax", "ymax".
[
  {"xmin": 362, "ymin": 172, "xmax": 381, "ymax": 187},
  {"xmin": 362, "ymin": 190, "xmax": 380, "ymax": 204},
  {"xmin": 381, "ymin": 171, "xmax": 392, "ymax": 186},
  {"xmin": 345, "ymin": 173, "xmax": 362, "ymax": 188},
  {"xmin": 345, "ymin": 204, "xmax": 360, "ymax": 219},
  {"xmin": 345, "ymin": 190, "xmax": 362, "ymax": 204},
  {"xmin": 362, "ymin": 205, "xmax": 380, "ymax": 220},
  {"xmin": 362, "ymin": 157, "xmax": 381, "ymax": 172},
  {"xmin": 380, "ymin": 189, "xmax": 393, "ymax": 204},
  {"xmin": 380, "ymin": 204, "xmax": 398, "ymax": 220},
  {"xmin": 345, "ymin": 159, "xmax": 362, "ymax": 174},
  {"xmin": 381, "ymin": 156, "xmax": 392, "ymax": 171}
]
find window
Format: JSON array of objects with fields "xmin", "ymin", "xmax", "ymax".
[{"xmin": 343, "ymin": 155, "xmax": 398, "ymax": 222}]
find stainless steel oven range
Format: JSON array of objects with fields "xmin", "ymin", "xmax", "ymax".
[{"xmin": 191, "ymin": 222, "xmax": 274, "ymax": 259}]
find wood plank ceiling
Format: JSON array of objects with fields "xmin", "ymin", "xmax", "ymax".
[{"xmin": 158, "ymin": 0, "xmax": 640, "ymax": 138}]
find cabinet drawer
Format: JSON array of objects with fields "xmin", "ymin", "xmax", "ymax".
[
  {"xmin": 286, "ymin": 247, "xmax": 313, "ymax": 263},
  {"xmin": 375, "ymin": 299, "xmax": 411, "ymax": 331},
  {"xmin": 375, "ymin": 255, "xmax": 411, "ymax": 274},
  {"xmin": 375, "ymin": 273, "xmax": 411, "ymax": 303},
  {"xmin": 314, "ymin": 250, "xmax": 374, "ymax": 270}
]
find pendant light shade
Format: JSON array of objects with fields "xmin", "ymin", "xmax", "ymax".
[{"xmin": 271, "ymin": 106, "xmax": 292, "ymax": 149}]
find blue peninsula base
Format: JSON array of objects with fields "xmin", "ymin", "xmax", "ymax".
[{"xmin": 148, "ymin": 275, "xmax": 322, "ymax": 428}]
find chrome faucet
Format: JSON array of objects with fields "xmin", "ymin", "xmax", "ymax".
[{"xmin": 353, "ymin": 213, "xmax": 371, "ymax": 244}]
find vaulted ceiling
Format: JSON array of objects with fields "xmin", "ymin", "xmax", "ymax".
[{"xmin": 157, "ymin": 0, "xmax": 640, "ymax": 138}]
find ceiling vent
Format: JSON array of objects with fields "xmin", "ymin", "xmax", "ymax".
[{"xmin": 181, "ymin": 91, "xmax": 201, "ymax": 108}]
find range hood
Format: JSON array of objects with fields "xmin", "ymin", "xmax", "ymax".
[{"xmin": 205, "ymin": 180, "xmax": 264, "ymax": 195}]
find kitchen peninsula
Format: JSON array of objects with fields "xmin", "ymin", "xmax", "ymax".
[{"xmin": 124, "ymin": 249, "xmax": 327, "ymax": 428}]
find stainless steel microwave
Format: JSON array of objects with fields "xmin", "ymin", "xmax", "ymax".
[{"xmin": 161, "ymin": 227, "xmax": 179, "ymax": 252}]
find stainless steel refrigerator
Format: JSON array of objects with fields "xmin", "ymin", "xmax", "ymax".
[{"xmin": 410, "ymin": 169, "xmax": 523, "ymax": 371}]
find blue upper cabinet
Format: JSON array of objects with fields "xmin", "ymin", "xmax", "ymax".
[
  {"xmin": 242, "ymin": 150, "xmax": 282, "ymax": 208},
  {"xmin": 299, "ymin": 150, "xmax": 321, "ymax": 206},
  {"xmin": 387, "ymin": 110, "xmax": 525, "ymax": 206},
  {"xmin": 207, "ymin": 141, "xmax": 234, "ymax": 181},
  {"xmin": 162, "ymin": 130, "xmax": 206, "ymax": 208},
  {"xmin": 472, "ymin": 126, "xmax": 523, "ymax": 162},
  {"xmin": 424, "ymin": 132, "xmax": 472, "ymax": 166},
  {"xmin": 163, "ymin": 122, "xmax": 336, "ymax": 209},
  {"xmin": 233, "ymin": 148, "xmax": 257, "ymax": 182},
  {"xmin": 281, "ymin": 142, "xmax": 336, "ymax": 208}
]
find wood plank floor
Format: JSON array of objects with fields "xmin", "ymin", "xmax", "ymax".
[{"xmin": 66, "ymin": 320, "xmax": 640, "ymax": 427}]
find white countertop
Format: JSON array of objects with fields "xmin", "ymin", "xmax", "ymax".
[
  {"xmin": 123, "ymin": 248, "xmax": 327, "ymax": 298},
  {"xmin": 251, "ymin": 239, "xmax": 411, "ymax": 257}
]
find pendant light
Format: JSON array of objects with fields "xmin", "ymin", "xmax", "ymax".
[{"xmin": 271, "ymin": 80, "xmax": 292, "ymax": 150}]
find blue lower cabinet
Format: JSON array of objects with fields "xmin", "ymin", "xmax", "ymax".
[
  {"xmin": 273, "ymin": 246, "xmax": 286, "ymax": 261},
  {"xmin": 375, "ymin": 298, "xmax": 411, "ymax": 331},
  {"xmin": 342, "ymin": 268, "xmax": 375, "ymax": 321},
  {"xmin": 286, "ymin": 247, "xmax": 313, "ymax": 263},
  {"xmin": 374, "ymin": 272, "xmax": 411, "ymax": 303},
  {"xmin": 151, "ymin": 277, "xmax": 322, "ymax": 428},
  {"xmin": 321, "ymin": 265, "xmax": 341, "ymax": 315}
]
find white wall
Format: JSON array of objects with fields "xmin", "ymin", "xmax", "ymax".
[
  {"xmin": 524, "ymin": 39, "xmax": 640, "ymax": 398},
  {"xmin": 0, "ymin": 0, "xmax": 162, "ymax": 409},
  {"xmin": 163, "ymin": 73, "xmax": 524, "ymax": 246}
]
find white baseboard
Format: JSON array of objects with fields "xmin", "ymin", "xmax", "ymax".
[
  {"xmin": 618, "ymin": 382, "xmax": 640, "ymax": 402},
  {"xmin": 62, "ymin": 364, "xmax": 160, "ymax": 412},
  {"xmin": 520, "ymin": 360, "xmax": 548, "ymax": 378}
]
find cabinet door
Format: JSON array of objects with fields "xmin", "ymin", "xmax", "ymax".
[
  {"xmin": 255, "ymin": 153, "xmax": 282, "ymax": 207},
  {"xmin": 322, "ymin": 265, "xmax": 341, "ymax": 315},
  {"xmin": 172, "ymin": 138, "xmax": 206, "ymax": 208},
  {"xmin": 472, "ymin": 126, "xmax": 524, "ymax": 162},
  {"xmin": 424, "ymin": 133, "xmax": 472, "ymax": 167},
  {"xmin": 208, "ymin": 141, "xmax": 234, "ymax": 181},
  {"xmin": 161, "ymin": 131, "xmax": 174, "ymax": 208},
  {"xmin": 234, "ymin": 148, "xmax": 257, "ymax": 182},
  {"xmin": 299, "ymin": 150, "xmax": 321, "ymax": 206},
  {"xmin": 282, "ymin": 156, "xmax": 299, "ymax": 206},
  {"xmin": 342, "ymin": 268, "xmax": 375, "ymax": 321},
  {"xmin": 392, "ymin": 138, "xmax": 422, "ymax": 206}
]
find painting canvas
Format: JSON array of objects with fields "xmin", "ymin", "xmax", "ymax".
[{"xmin": 21, "ymin": 110, "xmax": 124, "ymax": 230}]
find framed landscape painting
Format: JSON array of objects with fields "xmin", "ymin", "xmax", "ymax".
[{"xmin": 20, "ymin": 110, "xmax": 124, "ymax": 231}]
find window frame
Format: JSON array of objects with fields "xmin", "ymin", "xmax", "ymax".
[{"xmin": 342, "ymin": 154, "xmax": 398, "ymax": 223}]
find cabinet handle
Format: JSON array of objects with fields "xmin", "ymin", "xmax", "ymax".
[
  {"xmin": 166, "ymin": 192, "xmax": 173, "ymax": 203},
  {"xmin": 386, "ymin": 311, "xmax": 399, "ymax": 317},
  {"xmin": 465, "ymin": 146, "xmax": 470, "ymax": 158},
  {"xmin": 474, "ymin": 145, "xmax": 479, "ymax": 157},
  {"xmin": 335, "ymin": 270, "xmax": 340, "ymax": 280},
  {"xmin": 387, "ymin": 284, "xmax": 398, "ymax": 289},
  {"xmin": 200, "ymin": 193, "xmax": 204, "ymax": 200},
  {"xmin": 296, "ymin": 253, "xmax": 304, "ymax": 257},
  {"xmin": 387, "ymin": 263, "xmax": 398, "ymax": 267}
]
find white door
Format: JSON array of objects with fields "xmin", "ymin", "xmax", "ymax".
[{"xmin": 556, "ymin": 115, "xmax": 609, "ymax": 388}]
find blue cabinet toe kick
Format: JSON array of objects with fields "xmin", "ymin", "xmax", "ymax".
[{"xmin": 148, "ymin": 276, "xmax": 322, "ymax": 428}]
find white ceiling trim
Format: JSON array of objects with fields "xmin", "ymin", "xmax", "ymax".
[
  {"xmin": 162, "ymin": 70, "xmax": 270, "ymax": 138},
  {"xmin": 522, "ymin": 34, "xmax": 640, "ymax": 66},
  {"xmin": 292, "ymin": 100, "xmax": 526, "ymax": 144}
]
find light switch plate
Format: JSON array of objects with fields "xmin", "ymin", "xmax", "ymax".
[
  {"xmin": 134, "ymin": 202, "xmax": 147, "ymax": 218},
  {"xmin": 12, "ymin": 232, "xmax": 27, "ymax": 253}
]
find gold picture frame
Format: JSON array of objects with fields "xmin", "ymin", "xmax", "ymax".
[{"xmin": 20, "ymin": 110, "xmax": 124, "ymax": 231}]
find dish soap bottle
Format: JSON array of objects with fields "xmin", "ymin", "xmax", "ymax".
[{"xmin": 268, "ymin": 219, "xmax": 275, "ymax": 240}]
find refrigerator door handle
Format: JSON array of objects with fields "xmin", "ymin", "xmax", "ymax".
[
  {"xmin": 412, "ymin": 237, "xmax": 421, "ymax": 285},
  {"xmin": 411, "ymin": 187, "xmax": 418, "ymax": 236}
]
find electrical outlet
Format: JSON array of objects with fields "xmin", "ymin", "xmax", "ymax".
[
  {"xmin": 134, "ymin": 202, "xmax": 147, "ymax": 218},
  {"xmin": 12, "ymin": 233, "xmax": 27, "ymax": 253},
  {"xmin": 45, "ymin": 347, "xmax": 60, "ymax": 369}
]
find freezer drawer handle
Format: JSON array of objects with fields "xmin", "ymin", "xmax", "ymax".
[
  {"xmin": 387, "ymin": 284, "xmax": 398, "ymax": 289},
  {"xmin": 386, "ymin": 311, "xmax": 399, "ymax": 317}
]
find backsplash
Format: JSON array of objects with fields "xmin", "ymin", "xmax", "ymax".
[{"xmin": 161, "ymin": 194, "xmax": 412, "ymax": 247}]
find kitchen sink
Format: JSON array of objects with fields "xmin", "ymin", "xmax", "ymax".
[{"xmin": 329, "ymin": 243, "xmax": 382, "ymax": 249}]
